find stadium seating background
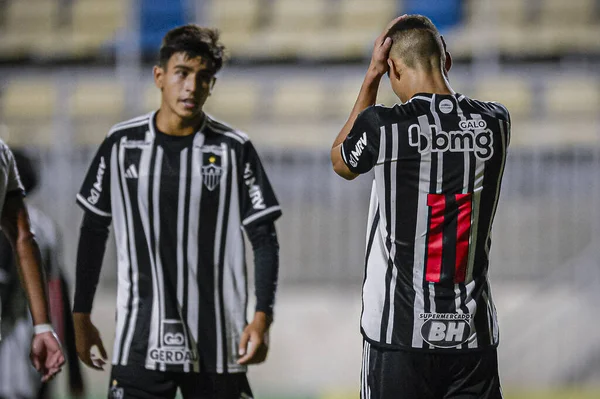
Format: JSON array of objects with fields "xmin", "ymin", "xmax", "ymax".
[{"xmin": 1, "ymin": 0, "xmax": 600, "ymax": 398}]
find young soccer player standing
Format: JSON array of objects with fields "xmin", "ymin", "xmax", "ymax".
[
  {"xmin": 73, "ymin": 26, "xmax": 281, "ymax": 399},
  {"xmin": 331, "ymin": 15, "xmax": 509, "ymax": 399}
]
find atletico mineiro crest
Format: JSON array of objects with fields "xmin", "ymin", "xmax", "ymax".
[{"xmin": 202, "ymin": 155, "xmax": 222, "ymax": 191}]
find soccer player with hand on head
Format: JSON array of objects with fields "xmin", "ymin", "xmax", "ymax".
[
  {"xmin": 73, "ymin": 25, "xmax": 281, "ymax": 399},
  {"xmin": 332, "ymin": 15, "xmax": 509, "ymax": 399}
]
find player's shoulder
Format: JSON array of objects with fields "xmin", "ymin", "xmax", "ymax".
[
  {"xmin": 107, "ymin": 112, "xmax": 153, "ymax": 140},
  {"xmin": 204, "ymin": 114, "xmax": 250, "ymax": 145},
  {"xmin": 459, "ymin": 95, "xmax": 511, "ymax": 123}
]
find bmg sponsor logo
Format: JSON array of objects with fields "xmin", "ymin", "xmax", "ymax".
[
  {"xmin": 419, "ymin": 313, "xmax": 472, "ymax": 348},
  {"xmin": 408, "ymin": 118, "xmax": 494, "ymax": 161}
]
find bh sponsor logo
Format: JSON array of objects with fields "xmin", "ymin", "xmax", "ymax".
[
  {"xmin": 348, "ymin": 132, "xmax": 367, "ymax": 168},
  {"xmin": 408, "ymin": 118, "xmax": 493, "ymax": 161},
  {"xmin": 87, "ymin": 156, "xmax": 106, "ymax": 205},
  {"xmin": 419, "ymin": 313, "xmax": 473, "ymax": 348},
  {"xmin": 244, "ymin": 163, "xmax": 266, "ymax": 210}
]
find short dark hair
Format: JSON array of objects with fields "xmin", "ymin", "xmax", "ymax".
[
  {"xmin": 386, "ymin": 15, "xmax": 445, "ymax": 70},
  {"xmin": 159, "ymin": 25, "xmax": 226, "ymax": 72},
  {"xmin": 11, "ymin": 149, "xmax": 38, "ymax": 194}
]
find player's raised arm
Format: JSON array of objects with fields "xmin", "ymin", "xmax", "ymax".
[{"xmin": 331, "ymin": 15, "xmax": 405, "ymax": 180}]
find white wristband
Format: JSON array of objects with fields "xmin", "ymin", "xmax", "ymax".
[{"xmin": 33, "ymin": 324, "xmax": 54, "ymax": 335}]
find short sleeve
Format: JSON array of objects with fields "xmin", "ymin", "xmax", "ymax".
[
  {"xmin": 76, "ymin": 138, "xmax": 113, "ymax": 219},
  {"xmin": 239, "ymin": 141, "xmax": 282, "ymax": 227},
  {"xmin": 4, "ymin": 146, "xmax": 25, "ymax": 197},
  {"xmin": 341, "ymin": 106, "xmax": 381, "ymax": 174}
]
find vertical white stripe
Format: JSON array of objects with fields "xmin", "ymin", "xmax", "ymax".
[
  {"xmin": 385, "ymin": 124, "xmax": 398, "ymax": 343},
  {"xmin": 366, "ymin": 341, "xmax": 371, "ymax": 399},
  {"xmin": 360, "ymin": 186, "xmax": 386, "ymax": 341},
  {"xmin": 464, "ymin": 279, "xmax": 479, "ymax": 348},
  {"xmin": 177, "ymin": 149, "xmax": 188, "ymax": 307},
  {"xmin": 176, "ymin": 148, "xmax": 191, "ymax": 372},
  {"xmin": 431, "ymin": 95, "xmax": 444, "ymax": 194},
  {"xmin": 213, "ymin": 143, "xmax": 229, "ymax": 373},
  {"xmin": 112, "ymin": 144, "xmax": 128, "ymax": 364},
  {"xmin": 222, "ymin": 149, "xmax": 247, "ymax": 371},
  {"xmin": 363, "ymin": 127, "xmax": 388, "ymax": 341},
  {"xmin": 412, "ymin": 115, "xmax": 432, "ymax": 347},
  {"xmin": 361, "ymin": 342, "xmax": 367, "ymax": 399},
  {"xmin": 117, "ymin": 140, "xmax": 142, "ymax": 366},
  {"xmin": 134, "ymin": 138, "xmax": 160, "ymax": 369},
  {"xmin": 187, "ymin": 134, "xmax": 204, "ymax": 373},
  {"xmin": 152, "ymin": 148, "xmax": 166, "ymax": 371},
  {"xmin": 466, "ymin": 114, "xmax": 486, "ymax": 283}
]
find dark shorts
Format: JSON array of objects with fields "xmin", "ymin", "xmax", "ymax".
[
  {"xmin": 108, "ymin": 365, "xmax": 253, "ymax": 399},
  {"xmin": 361, "ymin": 340, "xmax": 503, "ymax": 399}
]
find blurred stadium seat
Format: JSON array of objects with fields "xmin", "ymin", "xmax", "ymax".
[
  {"xmin": 1, "ymin": 79, "xmax": 56, "ymax": 147},
  {"xmin": 545, "ymin": 77, "xmax": 600, "ymax": 117},
  {"xmin": 208, "ymin": 0, "xmax": 260, "ymax": 56},
  {"xmin": 0, "ymin": 0, "xmax": 60, "ymax": 59},
  {"xmin": 204, "ymin": 76, "xmax": 260, "ymax": 126},
  {"xmin": 70, "ymin": 81, "xmax": 125, "ymax": 145},
  {"xmin": 472, "ymin": 76, "xmax": 533, "ymax": 119},
  {"xmin": 271, "ymin": 78, "xmax": 327, "ymax": 120},
  {"xmin": 68, "ymin": 0, "xmax": 128, "ymax": 57}
]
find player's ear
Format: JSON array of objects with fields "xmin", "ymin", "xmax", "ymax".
[
  {"xmin": 387, "ymin": 58, "xmax": 400, "ymax": 81},
  {"xmin": 153, "ymin": 65, "xmax": 165, "ymax": 90},
  {"xmin": 441, "ymin": 36, "xmax": 452, "ymax": 74}
]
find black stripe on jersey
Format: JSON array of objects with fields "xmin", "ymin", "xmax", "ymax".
[
  {"xmin": 379, "ymin": 127, "xmax": 394, "ymax": 343},
  {"xmin": 473, "ymin": 279, "xmax": 492, "ymax": 347},
  {"xmin": 116, "ymin": 142, "xmax": 135, "ymax": 364},
  {"xmin": 181, "ymin": 150, "xmax": 193, "ymax": 331},
  {"xmin": 217, "ymin": 152, "xmax": 233, "ymax": 373},
  {"xmin": 196, "ymin": 150, "xmax": 218, "ymax": 370},
  {"xmin": 391, "ymin": 148, "xmax": 420, "ymax": 345},
  {"xmin": 361, "ymin": 207, "xmax": 380, "ymax": 325}
]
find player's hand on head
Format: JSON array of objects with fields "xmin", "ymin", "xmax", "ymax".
[
  {"xmin": 30, "ymin": 331, "xmax": 65, "ymax": 382},
  {"xmin": 237, "ymin": 312, "xmax": 271, "ymax": 365},
  {"xmin": 370, "ymin": 15, "xmax": 407, "ymax": 76},
  {"xmin": 73, "ymin": 312, "xmax": 108, "ymax": 370}
]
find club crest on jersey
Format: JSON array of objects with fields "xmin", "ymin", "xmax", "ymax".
[
  {"xmin": 202, "ymin": 156, "xmax": 222, "ymax": 191},
  {"xmin": 419, "ymin": 313, "xmax": 473, "ymax": 348},
  {"xmin": 407, "ymin": 119, "xmax": 494, "ymax": 161}
]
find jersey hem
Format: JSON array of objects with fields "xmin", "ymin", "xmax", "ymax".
[
  {"xmin": 361, "ymin": 328, "xmax": 499, "ymax": 354},
  {"xmin": 242, "ymin": 206, "xmax": 282, "ymax": 226},
  {"xmin": 76, "ymin": 194, "xmax": 112, "ymax": 218}
]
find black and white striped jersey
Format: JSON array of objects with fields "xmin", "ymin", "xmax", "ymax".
[
  {"xmin": 0, "ymin": 140, "xmax": 24, "ymax": 339},
  {"xmin": 342, "ymin": 93, "xmax": 510, "ymax": 352},
  {"xmin": 77, "ymin": 112, "xmax": 281, "ymax": 373}
]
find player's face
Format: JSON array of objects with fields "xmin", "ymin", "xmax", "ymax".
[{"xmin": 154, "ymin": 52, "xmax": 216, "ymax": 121}]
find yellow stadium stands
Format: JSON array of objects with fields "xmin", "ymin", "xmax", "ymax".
[
  {"xmin": 1, "ymin": 79, "xmax": 57, "ymax": 147},
  {"xmin": 472, "ymin": 76, "xmax": 533, "ymax": 120},
  {"xmin": 208, "ymin": 0, "xmax": 260, "ymax": 57},
  {"xmin": 545, "ymin": 77, "xmax": 600, "ymax": 117}
]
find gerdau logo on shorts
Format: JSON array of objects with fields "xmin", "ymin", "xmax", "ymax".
[
  {"xmin": 407, "ymin": 119, "xmax": 494, "ymax": 161},
  {"xmin": 419, "ymin": 313, "xmax": 473, "ymax": 348}
]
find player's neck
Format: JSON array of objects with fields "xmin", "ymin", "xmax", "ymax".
[
  {"xmin": 402, "ymin": 69, "xmax": 454, "ymax": 100},
  {"xmin": 155, "ymin": 107, "xmax": 205, "ymax": 137}
]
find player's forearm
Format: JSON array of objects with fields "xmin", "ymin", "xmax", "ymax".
[
  {"xmin": 73, "ymin": 212, "xmax": 110, "ymax": 313},
  {"xmin": 15, "ymin": 232, "xmax": 51, "ymax": 325},
  {"xmin": 332, "ymin": 69, "xmax": 383, "ymax": 149},
  {"xmin": 246, "ymin": 222, "xmax": 279, "ymax": 318}
]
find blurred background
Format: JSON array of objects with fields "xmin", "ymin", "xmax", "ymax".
[{"xmin": 1, "ymin": 0, "xmax": 600, "ymax": 398}]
